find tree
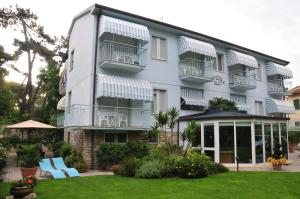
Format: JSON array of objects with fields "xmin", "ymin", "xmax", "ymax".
[
  {"xmin": 148, "ymin": 122, "xmax": 160, "ymax": 145},
  {"xmin": 0, "ymin": 5, "xmax": 58, "ymax": 117},
  {"xmin": 208, "ymin": 97, "xmax": 238, "ymax": 111},
  {"xmin": 153, "ymin": 111, "xmax": 169, "ymax": 153},
  {"xmin": 167, "ymin": 106, "xmax": 179, "ymax": 146},
  {"xmin": 181, "ymin": 121, "xmax": 197, "ymax": 157}
]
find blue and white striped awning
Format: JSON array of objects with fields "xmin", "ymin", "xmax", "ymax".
[
  {"xmin": 178, "ymin": 36, "xmax": 217, "ymax": 58},
  {"xmin": 99, "ymin": 16, "xmax": 150, "ymax": 43},
  {"xmin": 96, "ymin": 74, "xmax": 153, "ymax": 101},
  {"xmin": 266, "ymin": 98, "xmax": 295, "ymax": 114},
  {"xmin": 265, "ymin": 62, "xmax": 293, "ymax": 79},
  {"xmin": 226, "ymin": 50, "xmax": 258, "ymax": 69},
  {"xmin": 57, "ymin": 96, "xmax": 65, "ymax": 110},
  {"xmin": 181, "ymin": 97, "xmax": 208, "ymax": 107}
]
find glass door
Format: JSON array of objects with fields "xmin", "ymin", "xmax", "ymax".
[
  {"xmin": 203, "ymin": 123, "xmax": 215, "ymax": 161},
  {"xmin": 219, "ymin": 122, "xmax": 235, "ymax": 163}
]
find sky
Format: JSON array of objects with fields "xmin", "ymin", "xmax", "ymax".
[{"xmin": 0, "ymin": 0, "xmax": 299, "ymax": 86}]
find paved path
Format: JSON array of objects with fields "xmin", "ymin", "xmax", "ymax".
[{"xmin": 2, "ymin": 151, "xmax": 113, "ymax": 182}]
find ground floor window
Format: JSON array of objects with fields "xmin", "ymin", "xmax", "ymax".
[
  {"xmin": 264, "ymin": 123, "xmax": 272, "ymax": 161},
  {"xmin": 236, "ymin": 122, "xmax": 252, "ymax": 163},
  {"xmin": 192, "ymin": 126, "xmax": 201, "ymax": 147},
  {"xmin": 105, "ymin": 133, "xmax": 127, "ymax": 143},
  {"xmin": 255, "ymin": 123, "xmax": 264, "ymax": 163},
  {"xmin": 219, "ymin": 122, "xmax": 234, "ymax": 163}
]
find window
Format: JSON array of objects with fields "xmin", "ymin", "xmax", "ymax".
[
  {"xmin": 67, "ymin": 91, "xmax": 72, "ymax": 107},
  {"xmin": 293, "ymin": 99, "xmax": 300, "ymax": 110},
  {"xmin": 230, "ymin": 94, "xmax": 246, "ymax": 105},
  {"xmin": 153, "ymin": 89, "xmax": 167, "ymax": 113},
  {"xmin": 214, "ymin": 53, "xmax": 224, "ymax": 72},
  {"xmin": 180, "ymin": 87, "xmax": 205, "ymax": 111},
  {"xmin": 104, "ymin": 133, "xmax": 127, "ymax": 143},
  {"xmin": 255, "ymin": 101, "xmax": 263, "ymax": 115},
  {"xmin": 151, "ymin": 36, "xmax": 167, "ymax": 60},
  {"xmin": 192, "ymin": 126, "xmax": 201, "ymax": 147},
  {"xmin": 295, "ymin": 121, "xmax": 300, "ymax": 127},
  {"xmin": 69, "ymin": 49, "xmax": 74, "ymax": 71},
  {"xmin": 255, "ymin": 64, "xmax": 261, "ymax": 81}
]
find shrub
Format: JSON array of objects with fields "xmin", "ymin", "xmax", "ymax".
[
  {"xmin": 65, "ymin": 149, "xmax": 87, "ymax": 173},
  {"xmin": 49, "ymin": 141, "xmax": 64, "ymax": 157},
  {"xmin": 0, "ymin": 145, "xmax": 8, "ymax": 170},
  {"xmin": 211, "ymin": 163, "xmax": 229, "ymax": 174},
  {"xmin": 59, "ymin": 143, "xmax": 73, "ymax": 158},
  {"xmin": 136, "ymin": 159, "xmax": 165, "ymax": 178},
  {"xmin": 125, "ymin": 141, "xmax": 149, "ymax": 159},
  {"xmin": 17, "ymin": 144, "xmax": 42, "ymax": 168},
  {"xmin": 96, "ymin": 144, "xmax": 126, "ymax": 168},
  {"xmin": 161, "ymin": 154, "xmax": 181, "ymax": 177},
  {"xmin": 115, "ymin": 158, "xmax": 141, "ymax": 177},
  {"xmin": 174, "ymin": 150, "xmax": 213, "ymax": 178}
]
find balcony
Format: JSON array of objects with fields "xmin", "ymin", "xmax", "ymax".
[
  {"xmin": 268, "ymin": 80, "xmax": 291, "ymax": 97},
  {"xmin": 229, "ymin": 70, "xmax": 256, "ymax": 90},
  {"xmin": 98, "ymin": 40, "xmax": 147, "ymax": 72},
  {"xmin": 63, "ymin": 104, "xmax": 151, "ymax": 130},
  {"xmin": 179, "ymin": 58, "xmax": 214, "ymax": 83}
]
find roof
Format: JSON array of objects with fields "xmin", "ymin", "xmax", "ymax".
[
  {"xmin": 289, "ymin": 86, "xmax": 300, "ymax": 95},
  {"xmin": 67, "ymin": 4, "xmax": 289, "ymax": 66},
  {"xmin": 6, "ymin": 120, "xmax": 56, "ymax": 129},
  {"xmin": 178, "ymin": 110, "xmax": 288, "ymax": 121}
]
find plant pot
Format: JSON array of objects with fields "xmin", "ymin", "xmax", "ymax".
[
  {"xmin": 20, "ymin": 167, "xmax": 38, "ymax": 178},
  {"xmin": 272, "ymin": 164, "xmax": 282, "ymax": 170},
  {"xmin": 10, "ymin": 186, "xmax": 33, "ymax": 197}
]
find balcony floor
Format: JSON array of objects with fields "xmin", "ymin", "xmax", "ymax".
[
  {"xmin": 230, "ymin": 84, "xmax": 256, "ymax": 90},
  {"xmin": 99, "ymin": 60, "xmax": 145, "ymax": 72},
  {"xmin": 180, "ymin": 75, "xmax": 213, "ymax": 83},
  {"xmin": 64, "ymin": 125, "xmax": 149, "ymax": 131}
]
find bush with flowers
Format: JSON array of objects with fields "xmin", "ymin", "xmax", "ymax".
[
  {"xmin": 267, "ymin": 141, "xmax": 287, "ymax": 169},
  {"xmin": 11, "ymin": 176, "xmax": 38, "ymax": 188}
]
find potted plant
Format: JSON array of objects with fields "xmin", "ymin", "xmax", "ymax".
[
  {"xmin": 17, "ymin": 144, "xmax": 42, "ymax": 177},
  {"xmin": 267, "ymin": 141, "xmax": 287, "ymax": 170},
  {"xmin": 10, "ymin": 176, "xmax": 37, "ymax": 197}
]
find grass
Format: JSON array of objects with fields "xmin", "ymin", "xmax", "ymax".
[{"xmin": 1, "ymin": 172, "xmax": 300, "ymax": 199}]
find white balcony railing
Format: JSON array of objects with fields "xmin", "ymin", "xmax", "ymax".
[
  {"xmin": 99, "ymin": 40, "xmax": 147, "ymax": 68},
  {"xmin": 229, "ymin": 70, "xmax": 256, "ymax": 89},
  {"xmin": 268, "ymin": 79, "xmax": 291, "ymax": 95},
  {"xmin": 62, "ymin": 104, "xmax": 151, "ymax": 129},
  {"xmin": 179, "ymin": 58, "xmax": 214, "ymax": 82}
]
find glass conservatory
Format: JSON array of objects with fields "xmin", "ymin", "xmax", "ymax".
[{"xmin": 178, "ymin": 111, "xmax": 289, "ymax": 165}]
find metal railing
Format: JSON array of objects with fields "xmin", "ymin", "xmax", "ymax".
[
  {"xmin": 179, "ymin": 58, "xmax": 214, "ymax": 80},
  {"xmin": 229, "ymin": 70, "xmax": 256, "ymax": 88},
  {"xmin": 63, "ymin": 104, "xmax": 151, "ymax": 129},
  {"xmin": 268, "ymin": 79, "xmax": 291, "ymax": 95},
  {"xmin": 99, "ymin": 40, "xmax": 147, "ymax": 67}
]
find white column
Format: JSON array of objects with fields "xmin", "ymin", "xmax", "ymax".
[
  {"xmin": 201, "ymin": 123, "xmax": 204, "ymax": 153},
  {"xmin": 279, "ymin": 122, "xmax": 282, "ymax": 145},
  {"xmin": 215, "ymin": 122, "xmax": 220, "ymax": 163},
  {"xmin": 271, "ymin": 123, "xmax": 274, "ymax": 154},
  {"xmin": 251, "ymin": 121, "xmax": 256, "ymax": 165},
  {"xmin": 262, "ymin": 123, "xmax": 266, "ymax": 163}
]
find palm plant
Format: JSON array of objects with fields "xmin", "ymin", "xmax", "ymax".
[
  {"xmin": 208, "ymin": 97, "xmax": 238, "ymax": 111},
  {"xmin": 148, "ymin": 122, "xmax": 160, "ymax": 145},
  {"xmin": 182, "ymin": 121, "xmax": 197, "ymax": 156},
  {"xmin": 167, "ymin": 106, "xmax": 180, "ymax": 146},
  {"xmin": 153, "ymin": 111, "xmax": 169, "ymax": 152}
]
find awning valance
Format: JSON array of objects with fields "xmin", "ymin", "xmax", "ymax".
[
  {"xmin": 266, "ymin": 98, "xmax": 295, "ymax": 114},
  {"xmin": 57, "ymin": 96, "xmax": 65, "ymax": 110},
  {"xmin": 226, "ymin": 50, "xmax": 258, "ymax": 69},
  {"xmin": 99, "ymin": 15, "xmax": 150, "ymax": 43},
  {"xmin": 96, "ymin": 74, "xmax": 153, "ymax": 101},
  {"xmin": 181, "ymin": 97, "xmax": 208, "ymax": 106},
  {"xmin": 265, "ymin": 62, "xmax": 293, "ymax": 79},
  {"xmin": 178, "ymin": 36, "xmax": 217, "ymax": 58}
]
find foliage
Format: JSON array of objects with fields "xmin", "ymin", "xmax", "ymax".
[
  {"xmin": 136, "ymin": 159, "xmax": 166, "ymax": 179},
  {"xmin": 288, "ymin": 131, "xmax": 300, "ymax": 144},
  {"xmin": 267, "ymin": 141, "xmax": 287, "ymax": 165},
  {"xmin": 208, "ymin": 97, "xmax": 238, "ymax": 111},
  {"xmin": 125, "ymin": 141, "xmax": 149, "ymax": 159},
  {"xmin": 96, "ymin": 144, "xmax": 126, "ymax": 168},
  {"xmin": 49, "ymin": 141, "xmax": 64, "ymax": 157},
  {"xmin": 114, "ymin": 158, "xmax": 141, "ymax": 177},
  {"xmin": 65, "ymin": 149, "xmax": 87, "ymax": 173},
  {"xmin": 17, "ymin": 144, "xmax": 42, "ymax": 168},
  {"xmin": 148, "ymin": 122, "xmax": 160, "ymax": 144},
  {"xmin": 209, "ymin": 163, "xmax": 229, "ymax": 174},
  {"xmin": 11, "ymin": 176, "xmax": 37, "ymax": 188},
  {"xmin": 174, "ymin": 150, "xmax": 213, "ymax": 178},
  {"xmin": 181, "ymin": 121, "xmax": 197, "ymax": 156},
  {"xmin": 0, "ymin": 145, "xmax": 8, "ymax": 170},
  {"xmin": 58, "ymin": 143, "xmax": 73, "ymax": 159},
  {"xmin": 167, "ymin": 107, "xmax": 180, "ymax": 145}
]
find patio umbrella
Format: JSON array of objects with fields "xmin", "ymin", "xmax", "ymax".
[{"xmin": 6, "ymin": 120, "xmax": 56, "ymax": 142}]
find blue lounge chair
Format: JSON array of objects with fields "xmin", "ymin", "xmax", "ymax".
[
  {"xmin": 52, "ymin": 157, "xmax": 80, "ymax": 177},
  {"xmin": 39, "ymin": 159, "xmax": 66, "ymax": 179}
]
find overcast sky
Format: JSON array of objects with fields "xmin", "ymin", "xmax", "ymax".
[{"xmin": 1, "ymin": 0, "xmax": 299, "ymax": 86}]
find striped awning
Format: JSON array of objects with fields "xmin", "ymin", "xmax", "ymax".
[
  {"xmin": 99, "ymin": 15, "xmax": 150, "ymax": 43},
  {"xmin": 178, "ymin": 36, "xmax": 217, "ymax": 58},
  {"xmin": 265, "ymin": 62, "xmax": 293, "ymax": 79},
  {"xmin": 96, "ymin": 74, "xmax": 153, "ymax": 101},
  {"xmin": 266, "ymin": 98, "xmax": 295, "ymax": 114},
  {"xmin": 226, "ymin": 50, "xmax": 258, "ymax": 69},
  {"xmin": 57, "ymin": 96, "xmax": 65, "ymax": 110},
  {"xmin": 181, "ymin": 97, "xmax": 208, "ymax": 106}
]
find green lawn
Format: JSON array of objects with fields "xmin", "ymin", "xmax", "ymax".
[{"xmin": 1, "ymin": 172, "xmax": 300, "ymax": 199}]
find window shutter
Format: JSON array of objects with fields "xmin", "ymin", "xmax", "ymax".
[
  {"xmin": 151, "ymin": 37, "xmax": 158, "ymax": 59},
  {"xmin": 160, "ymin": 38, "xmax": 166, "ymax": 60}
]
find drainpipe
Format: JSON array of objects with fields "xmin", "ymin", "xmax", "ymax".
[{"xmin": 177, "ymin": 120, "xmax": 180, "ymax": 145}]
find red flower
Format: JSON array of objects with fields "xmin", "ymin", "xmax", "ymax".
[{"xmin": 27, "ymin": 180, "xmax": 33, "ymax": 184}]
